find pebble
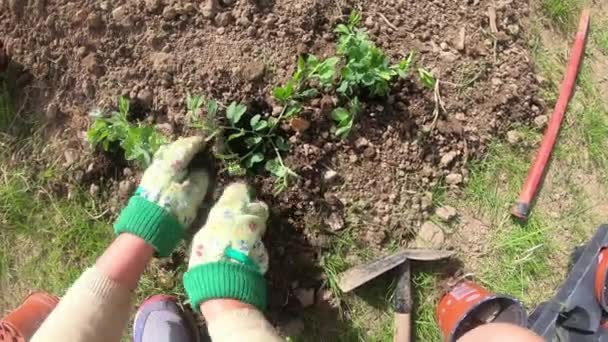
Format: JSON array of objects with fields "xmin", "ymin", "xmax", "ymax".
[
  {"xmin": 445, "ymin": 173, "xmax": 463, "ymax": 185},
  {"xmin": 363, "ymin": 147, "xmax": 376, "ymax": 159},
  {"xmin": 241, "ymin": 61, "xmax": 265, "ymax": 82},
  {"xmin": 440, "ymin": 151, "xmax": 458, "ymax": 167},
  {"xmin": 137, "ymin": 89, "xmax": 154, "ymax": 107},
  {"xmin": 215, "ymin": 12, "xmax": 233, "ymax": 27},
  {"xmin": 349, "ymin": 154, "xmax": 358, "ymax": 163},
  {"xmin": 506, "ymin": 130, "xmax": 521, "ymax": 144},
  {"xmin": 87, "ymin": 12, "xmax": 103, "ymax": 29},
  {"xmin": 63, "ymin": 149, "xmax": 77, "ymax": 166},
  {"xmin": 355, "ymin": 137, "xmax": 369, "ymax": 149},
  {"xmin": 111, "ymin": 5, "xmax": 128, "ymax": 22},
  {"xmin": 534, "ymin": 115, "xmax": 548, "ymax": 129},
  {"xmin": 145, "ymin": 0, "xmax": 162, "ymax": 13},
  {"xmin": 415, "ymin": 221, "xmax": 445, "ymax": 248},
  {"xmin": 118, "ymin": 180, "xmax": 135, "ymax": 198},
  {"xmin": 162, "ymin": 7, "xmax": 178, "ymax": 20},
  {"xmin": 325, "ymin": 212, "xmax": 345, "ymax": 231},
  {"xmin": 46, "ymin": 103, "xmax": 59, "ymax": 120},
  {"xmin": 294, "ymin": 288, "xmax": 315, "ymax": 308},
  {"xmin": 323, "ymin": 169, "xmax": 338, "ymax": 182},
  {"xmin": 435, "ymin": 205, "xmax": 457, "ymax": 222},
  {"xmin": 89, "ymin": 183, "xmax": 100, "ymax": 197}
]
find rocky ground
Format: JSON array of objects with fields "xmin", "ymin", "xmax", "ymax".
[{"xmin": 1, "ymin": 0, "xmax": 544, "ymax": 321}]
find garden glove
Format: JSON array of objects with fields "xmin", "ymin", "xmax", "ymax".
[
  {"xmin": 183, "ymin": 183, "xmax": 269, "ymax": 312},
  {"xmin": 114, "ymin": 136, "xmax": 209, "ymax": 257}
]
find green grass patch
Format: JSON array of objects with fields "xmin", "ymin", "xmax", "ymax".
[
  {"xmin": 0, "ymin": 164, "xmax": 113, "ymax": 306},
  {"xmin": 592, "ymin": 19, "xmax": 608, "ymax": 55},
  {"xmin": 541, "ymin": 0, "xmax": 581, "ymax": 31}
]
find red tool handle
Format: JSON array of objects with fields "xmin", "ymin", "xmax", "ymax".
[{"xmin": 512, "ymin": 10, "xmax": 590, "ymax": 220}]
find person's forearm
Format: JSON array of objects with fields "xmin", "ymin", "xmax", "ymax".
[
  {"xmin": 201, "ymin": 300, "xmax": 283, "ymax": 342},
  {"xmin": 32, "ymin": 234, "xmax": 154, "ymax": 342}
]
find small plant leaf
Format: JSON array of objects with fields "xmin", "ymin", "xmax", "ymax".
[
  {"xmin": 418, "ymin": 68, "xmax": 436, "ymax": 89},
  {"xmin": 250, "ymin": 114, "xmax": 261, "ymax": 128},
  {"xmin": 254, "ymin": 120, "xmax": 268, "ymax": 131},
  {"xmin": 226, "ymin": 102, "xmax": 247, "ymax": 125},
  {"xmin": 245, "ymin": 136, "xmax": 263, "ymax": 148},
  {"xmin": 273, "ymin": 82, "xmax": 294, "ymax": 102},
  {"xmin": 207, "ymin": 99, "xmax": 218, "ymax": 117},
  {"xmin": 274, "ymin": 136, "xmax": 290, "ymax": 151},
  {"xmin": 245, "ymin": 152, "xmax": 265, "ymax": 168},
  {"xmin": 228, "ymin": 129, "xmax": 246, "ymax": 141},
  {"xmin": 331, "ymin": 107, "xmax": 350, "ymax": 122},
  {"xmin": 119, "ymin": 96, "xmax": 130, "ymax": 117},
  {"xmin": 265, "ymin": 158, "xmax": 286, "ymax": 177}
]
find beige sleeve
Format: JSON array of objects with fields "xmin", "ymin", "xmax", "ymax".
[
  {"xmin": 32, "ymin": 266, "xmax": 133, "ymax": 342},
  {"xmin": 207, "ymin": 308, "xmax": 284, "ymax": 342}
]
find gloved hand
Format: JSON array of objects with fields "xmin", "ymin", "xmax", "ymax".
[
  {"xmin": 183, "ymin": 183, "xmax": 269, "ymax": 312},
  {"xmin": 114, "ymin": 136, "xmax": 209, "ymax": 257}
]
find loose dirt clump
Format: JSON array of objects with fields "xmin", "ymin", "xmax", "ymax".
[{"xmin": 1, "ymin": 0, "xmax": 542, "ymax": 316}]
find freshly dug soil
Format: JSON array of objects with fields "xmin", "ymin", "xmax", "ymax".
[{"xmin": 1, "ymin": 0, "xmax": 543, "ymax": 320}]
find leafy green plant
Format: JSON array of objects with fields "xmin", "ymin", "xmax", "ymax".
[
  {"xmin": 335, "ymin": 11, "xmax": 413, "ymax": 98},
  {"xmin": 418, "ymin": 68, "xmax": 436, "ymax": 89},
  {"xmin": 331, "ymin": 97, "xmax": 361, "ymax": 139},
  {"xmin": 187, "ymin": 95, "xmax": 298, "ymax": 194},
  {"xmin": 88, "ymin": 96, "xmax": 166, "ymax": 167}
]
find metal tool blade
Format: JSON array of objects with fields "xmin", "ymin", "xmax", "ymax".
[{"xmin": 336, "ymin": 249, "xmax": 454, "ymax": 293}]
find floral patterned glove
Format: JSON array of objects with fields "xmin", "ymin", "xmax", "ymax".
[
  {"xmin": 183, "ymin": 183, "xmax": 269, "ymax": 312},
  {"xmin": 114, "ymin": 136, "xmax": 209, "ymax": 257}
]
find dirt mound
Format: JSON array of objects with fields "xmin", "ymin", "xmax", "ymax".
[{"xmin": 1, "ymin": 0, "xmax": 543, "ymax": 315}]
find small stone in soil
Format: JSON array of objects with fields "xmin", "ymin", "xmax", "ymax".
[
  {"xmin": 506, "ymin": 130, "xmax": 521, "ymax": 144},
  {"xmin": 294, "ymin": 288, "xmax": 315, "ymax": 308},
  {"xmin": 241, "ymin": 61, "xmax": 265, "ymax": 81},
  {"xmin": 440, "ymin": 151, "xmax": 458, "ymax": 167},
  {"xmin": 415, "ymin": 221, "xmax": 445, "ymax": 248},
  {"xmin": 200, "ymin": 0, "xmax": 218, "ymax": 18},
  {"xmin": 355, "ymin": 137, "xmax": 369, "ymax": 149},
  {"xmin": 118, "ymin": 180, "xmax": 135, "ymax": 198},
  {"xmin": 87, "ymin": 12, "xmax": 103, "ymax": 29},
  {"xmin": 534, "ymin": 115, "xmax": 548, "ymax": 129},
  {"xmin": 325, "ymin": 212, "xmax": 345, "ymax": 231},
  {"xmin": 349, "ymin": 154, "xmax": 358, "ymax": 163},
  {"xmin": 363, "ymin": 147, "xmax": 376, "ymax": 159},
  {"xmin": 323, "ymin": 169, "xmax": 338, "ymax": 182},
  {"xmin": 112, "ymin": 6, "xmax": 128, "ymax": 22},
  {"xmin": 214, "ymin": 12, "xmax": 233, "ymax": 27},
  {"xmin": 46, "ymin": 103, "xmax": 59, "ymax": 120},
  {"xmin": 445, "ymin": 173, "xmax": 463, "ymax": 185},
  {"xmin": 145, "ymin": 0, "xmax": 162, "ymax": 13},
  {"xmin": 435, "ymin": 205, "xmax": 457, "ymax": 222},
  {"xmin": 162, "ymin": 7, "xmax": 178, "ymax": 20},
  {"xmin": 89, "ymin": 183, "xmax": 100, "ymax": 196},
  {"xmin": 137, "ymin": 89, "xmax": 154, "ymax": 108}
]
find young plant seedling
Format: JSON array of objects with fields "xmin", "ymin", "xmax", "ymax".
[
  {"xmin": 335, "ymin": 11, "xmax": 413, "ymax": 98},
  {"xmin": 418, "ymin": 68, "xmax": 437, "ymax": 89},
  {"xmin": 331, "ymin": 97, "xmax": 362, "ymax": 139},
  {"xmin": 187, "ymin": 94, "xmax": 299, "ymax": 194},
  {"xmin": 88, "ymin": 96, "xmax": 166, "ymax": 167}
]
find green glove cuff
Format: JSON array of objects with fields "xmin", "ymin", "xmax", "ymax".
[
  {"xmin": 114, "ymin": 195, "xmax": 184, "ymax": 257},
  {"xmin": 183, "ymin": 262, "xmax": 267, "ymax": 313}
]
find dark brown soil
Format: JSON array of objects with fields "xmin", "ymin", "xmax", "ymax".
[{"xmin": 1, "ymin": 0, "xmax": 543, "ymax": 322}]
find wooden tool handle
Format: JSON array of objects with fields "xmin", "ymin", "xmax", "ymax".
[{"xmin": 394, "ymin": 312, "xmax": 411, "ymax": 342}]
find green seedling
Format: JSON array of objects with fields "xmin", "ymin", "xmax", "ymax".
[
  {"xmin": 88, "ymin": 96, "xmax": 166, "ymax": 167},
  {"xmin": 418, "ymin": 68, "xmax": 437, "ymax": 89},
  {"xmin": 335, "ymin": 11, "xmax": 413, "ymax": 98},
  {"xmin": 331, "ymin": 97, "xmax": 362, "ymax": 139},
  {"xmin": 188, "ymin": 95, "xmax": 298, "ymax": 194}
]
